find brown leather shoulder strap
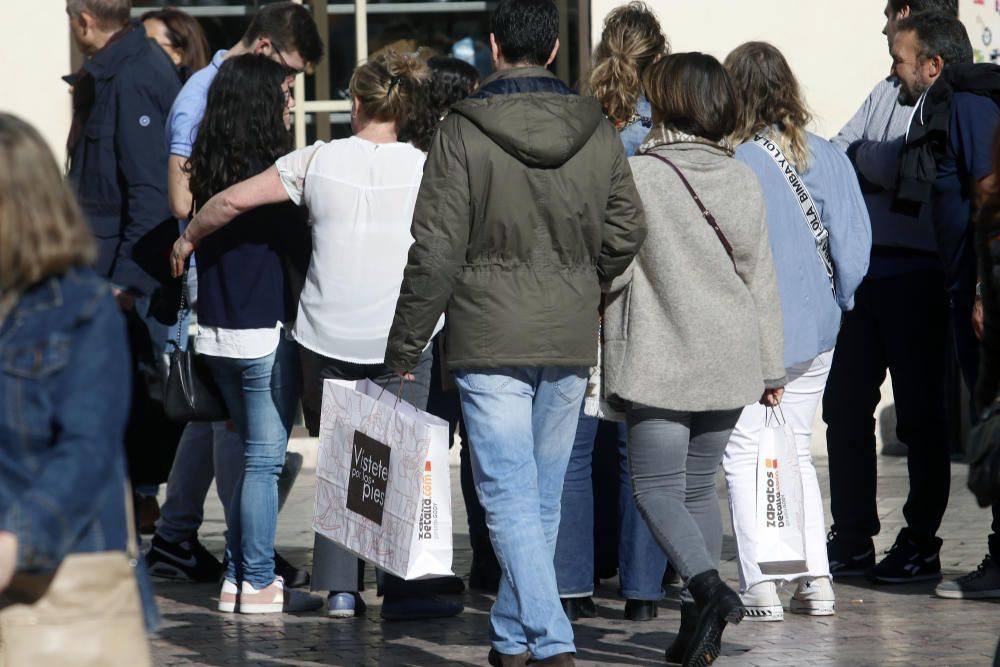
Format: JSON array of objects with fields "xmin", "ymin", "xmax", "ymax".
[{"xmin": 639, "ymin": 151, "xmax": 737, "ymax": 271}]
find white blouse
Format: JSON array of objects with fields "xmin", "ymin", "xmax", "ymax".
[{"xmin": 275, "ymin": 136, "xmax": 444, "ymax": 364}]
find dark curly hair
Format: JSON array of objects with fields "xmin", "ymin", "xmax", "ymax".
[
  {"xmin": 187, "ymin": 54, "xmax": 292, "ymax": 206},
  {"xmin": 402, "ymin": 56, "xmax": 480, "ymax": 152}
]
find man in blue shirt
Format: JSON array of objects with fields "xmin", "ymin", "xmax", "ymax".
[{"xmin": 145, "ymin": 2, "xmax": 324, "ymax": 600}]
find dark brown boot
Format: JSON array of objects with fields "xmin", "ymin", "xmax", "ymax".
[
  {"xmin": 488, "ymin": 648, "xmax": 531, "ymax": 667},
  {"xmin": 527, "ymin": 653, "xmax": 575, "ymax": 666}
]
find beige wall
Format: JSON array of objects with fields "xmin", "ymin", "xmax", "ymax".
[
  {"xmin": 590, "ymin": 0, "xmax": 897, "ymax": 138},
  {"xmin": 962, "ymin": 0, "xmax": 1000, "ymax": 63},
  {"xmin": 0, "ymin": 4, "xmax": 74, "ymax": 166}
]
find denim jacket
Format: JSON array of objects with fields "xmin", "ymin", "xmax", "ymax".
[{"xmin": 0, "ymin": 269, "xmax": 133, "ymax": 570}]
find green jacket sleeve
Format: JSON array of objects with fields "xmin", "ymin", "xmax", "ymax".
[
  {"xmin": 597, "ymin": 128, "xmax": 647, "ymax": 286},
  {"xmin": 385, "ymin": 116, "xmax": 471, "ymax": 371}
]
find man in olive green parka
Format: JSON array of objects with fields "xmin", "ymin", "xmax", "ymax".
[{"xmin": 385, "ymin": 1, "xmax": 645, "ymax": 664}]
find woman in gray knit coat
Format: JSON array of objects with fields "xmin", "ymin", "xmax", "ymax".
[{"xmin": 602, "ymin": 53, "xmax": 786, "ymax": 667}]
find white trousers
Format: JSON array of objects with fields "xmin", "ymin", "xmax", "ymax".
[{"xmin": 723, "ymin": 350, "xmax": 833, "ymax": 593}]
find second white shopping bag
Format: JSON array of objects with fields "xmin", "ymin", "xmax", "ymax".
[
  {"xmin": 312, "ymin": 378, "xmax": 454, "ymax": 580},
  {"xmin": 755, "ymin": 408, "xmax": 808, "ymax": 575}
]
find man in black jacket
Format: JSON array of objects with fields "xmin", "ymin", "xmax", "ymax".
[
  {"xmin": 67, "ymin": 0, "xmax": 180, "ymax": 304},
  {"xmin": 66, "ymin": 0, "xmax": 182, "ymax": 501},
  {"xmin": 882, "ymin": 12, "xmax": 1000, "ymax": 598}
]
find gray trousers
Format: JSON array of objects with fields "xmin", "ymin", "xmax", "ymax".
[
  {"xmin": 626, "ymin": 406, "xmax": 741, "ymax": 582},
  {"xmin": 305, "ymin": 344, "xmax": 433, "ymax": 595}
]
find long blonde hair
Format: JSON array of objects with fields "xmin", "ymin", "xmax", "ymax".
[
  {"xmin": 0, "ymin": 113, "xmax": 95, "ymax": 293},
  {"xmin": 724, "ymin": 41, "xmax": 813, "ymax": 171},
  {"xmin": 588, "ymin": 2, "xmax": 668, "ymax": 127}
]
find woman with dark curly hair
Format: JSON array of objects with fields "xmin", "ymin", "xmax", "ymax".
[
  {"xmin": 403, "ymin": 55, "xmax": 480, "ymax": 152},
  {"xmin": 181, "ymin": 53, "xmax": 320, "ymax": 615}
]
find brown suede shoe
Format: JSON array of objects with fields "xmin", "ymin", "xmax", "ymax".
[
  {"xmin": 488, "ymin": 648, "xmax": 531, "ymax": 667},
  {"xmin": 528, "ymin": 653, "xmax": 576, "ymax": 666}
]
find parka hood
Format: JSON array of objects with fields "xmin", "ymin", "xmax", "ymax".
[{"xmin": 452, "ymin": 67, "xmax": 604, "ymax": 169}]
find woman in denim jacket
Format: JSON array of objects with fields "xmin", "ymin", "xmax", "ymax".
[
  {"xmin": 553, "ymin": 0, "xmax": 669, "ymax": 623},
  {"xmin": 0, "ymin": 113, "xmax": 154, "ymax": 661}
]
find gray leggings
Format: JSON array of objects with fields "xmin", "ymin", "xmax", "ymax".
[{"xmin": 626, "ymin": 407, "xmax": 741, "ymax": 582}]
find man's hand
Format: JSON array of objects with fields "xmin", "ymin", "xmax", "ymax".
[
  {"xmin": 111, "ymin": 287, "xmax": 135, "ymax": 312},
  {"xmin": 170, "ymin": 234, "xmax": 196, "ymax": 278},
  {"xmin": 760, "ymin": 387, "xmax": 784, "ymax": 407},
  {"xmin": 973, "ymin": 295, "xmax": 985, "ymax": 341},
  {"xmin": 0, "ymin": 531, "xmax": 18, "ymax": 593},
  {"xmin": 397, "ymin": 370, "xmax": 416, "ymax": 382}
]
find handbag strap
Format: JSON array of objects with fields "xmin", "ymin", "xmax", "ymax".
[
  {"xmin": 639, "ymin": 151, "xmax": 737, "ymax": 271},
  {"xmin": 123, "ymin": 482, "xmax": 139, "ymax": 563},
  {"xmin": 171, "ymin": 270, "xmax": 189, "ymax": 352}
]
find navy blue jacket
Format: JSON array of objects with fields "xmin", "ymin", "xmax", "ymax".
[
  {"xmin": 68, "ymin": 23, "xmax": 181, "ymax": 296},
  {"xmin": 0, "ymin": 269, "xmax": 131, "ymax": 570}
]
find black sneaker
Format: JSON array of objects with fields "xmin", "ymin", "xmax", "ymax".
[
  {"xmin": 935, "ymin": 555, "xmax": 1000, "ymax": 599},
  {"xmin": 274, "ymin": 550, "xmax": 310, "ymax": 589},
  {"xmin": 826, "ymin": 530, "xmax": 875, "ymax": 577},
  {"xmin": 867, "ymin": 529, "xmax": 942, "ymax": 584},
  {"xmin": 146, "ymin": 534, "xmax": 222, "ymax": 583}
]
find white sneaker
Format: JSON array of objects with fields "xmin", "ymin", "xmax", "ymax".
[
  {"xmin": 238, "ymin": 576, "xmax": 325, "ymax": 614},
  {"xmin": 218, "ymin": 580, "xmax": 239, "ymax": 613},
  {"xmin": 240, "ymin": 578, "xmax": 285, "ymax": 614},
  {"xmin": 790, "ymin": 576, "xmax": 836, "ymax": 616},
  {"xmin": 740, "ymin": 580, "xmax": 783, "ymax": 621}
]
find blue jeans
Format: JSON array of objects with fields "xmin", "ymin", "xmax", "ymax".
[
  {"xmin": 555, "ymin": 408, "xmax": 668, "ymax": 599},
  {"xmin": 205, "ymin": 336, "xmax": 299, "ymax": 589},
  {"xmin": 455, "ymin": 367, "xmax": 587, "ymax": 660}
]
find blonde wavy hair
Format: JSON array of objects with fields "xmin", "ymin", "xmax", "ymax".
[
  {"xmin": 724, "ymin": 41, "xmax": 813, "ymax": 171},
  {"xmin": 0, "ymin": 113, "xmax": 95, "ymax": 293},
  {"xmin": 587, "ymin": 2, "xmax": 669, "ymax": 127},
  {"xmin": 350, "ymin": 50, "xmax": 430, "ymax": 130}
]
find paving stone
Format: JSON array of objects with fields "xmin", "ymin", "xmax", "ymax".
[{"xmin": 148, "ymin": 432, "xmax": 1000, "ymax": 666}]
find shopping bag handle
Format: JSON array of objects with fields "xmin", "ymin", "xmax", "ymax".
[
  {"xmin": 764, "ymin": 405, "xmax": 787, "ymax": 427},
  {"xmin": 374, "ymin": 376, "xmax": 408, "ymax": 409}
]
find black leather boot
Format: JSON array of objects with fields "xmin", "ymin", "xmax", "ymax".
[
  {"xmin": 624, "ymin": 598, "xmax": 658, "ymax": 621},
  {"xmin": 664, "ymin": 601, "xmax": 697, "ymax": 664},
  {"xmin": 682, "ymin": 570, "xmax": 744, "ymax": 667},
  {"xmin": 560, "ymin": 596, "xmax": 597, "ymax": 621}
]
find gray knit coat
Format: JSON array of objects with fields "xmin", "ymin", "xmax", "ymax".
[{"xmin": 603, "ymin": 139, "xmax": 786, "ymax": 413}]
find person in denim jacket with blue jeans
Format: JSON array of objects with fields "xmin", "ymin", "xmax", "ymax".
[
  {"xmin": 0, "ymin": 113, "xmax": 156, "ymax": 647},
  {"xmin": 554, "ymin": 1, "xmax": 668, "ymax": 624}
]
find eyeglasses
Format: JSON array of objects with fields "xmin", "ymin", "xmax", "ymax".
[{"xmin": 273, "ymin": 46, "xmax": 305, "ymax": 78}]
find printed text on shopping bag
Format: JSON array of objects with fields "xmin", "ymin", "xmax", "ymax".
[{"xmin": 347, "ymin": 431, "xmax": 391, "ymax": 524}]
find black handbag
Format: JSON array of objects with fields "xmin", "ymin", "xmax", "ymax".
[
  {"xmin": 967, "ymin": 399, "xmax": 1000, "ymax": 508},
  {"xmin": 164, "ymin": 272, "xmax": 230, "ymax": 422}
]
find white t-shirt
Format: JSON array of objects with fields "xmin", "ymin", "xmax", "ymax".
[{"xmin": 275, "ymin": 136, "xmax": 444, "ymax": 364}]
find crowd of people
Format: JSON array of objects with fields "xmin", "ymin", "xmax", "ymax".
[{"xmin": 0, "ymin": 0, "xmax": 998, "ymax": 665}]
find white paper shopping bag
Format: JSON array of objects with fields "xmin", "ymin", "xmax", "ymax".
[
  {"xmin": 755, "ymin": 409, "xmax": 808, "ymax": 575},
  {"xmin": 312, "ymin": 378, "xmax": 454, "ymax": 580}
]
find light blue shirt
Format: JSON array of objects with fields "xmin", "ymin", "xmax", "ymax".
[
  {"xmin": 165, "ymin": 49, "xmax": 226, "ymax": 159},
  {"xmin": 735, "ymin": 133, "xmax": 872, "ymax": 368}
]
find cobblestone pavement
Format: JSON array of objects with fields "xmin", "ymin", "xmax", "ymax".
[{"xmin": 149, "ymin": 428, "xmax": 1000, "ymax": 667}]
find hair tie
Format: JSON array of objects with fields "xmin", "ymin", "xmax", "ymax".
[{"xmin": 388, "ymin": 75, "xmax": 402, "ymax": 94}]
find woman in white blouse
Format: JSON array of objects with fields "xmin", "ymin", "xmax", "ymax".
[{"xmin": 170, "ymin": 51, "xmax": 458, "ymax": 621}]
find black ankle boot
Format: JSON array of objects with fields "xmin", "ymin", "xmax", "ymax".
[
  {"xmin": 664, "ymin": 601, "xmax": 697, "ymax": 664},
  {"xmin": 560, "ymin": 596, "xmax": 597, "ymax": 621},
  {"xmin": 682, "ymin": 570, "xmax": 744, "ymax": 667},
  {"xmin": 624, "ymin": 598, "xmax": 658, "ymax": 621}
]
